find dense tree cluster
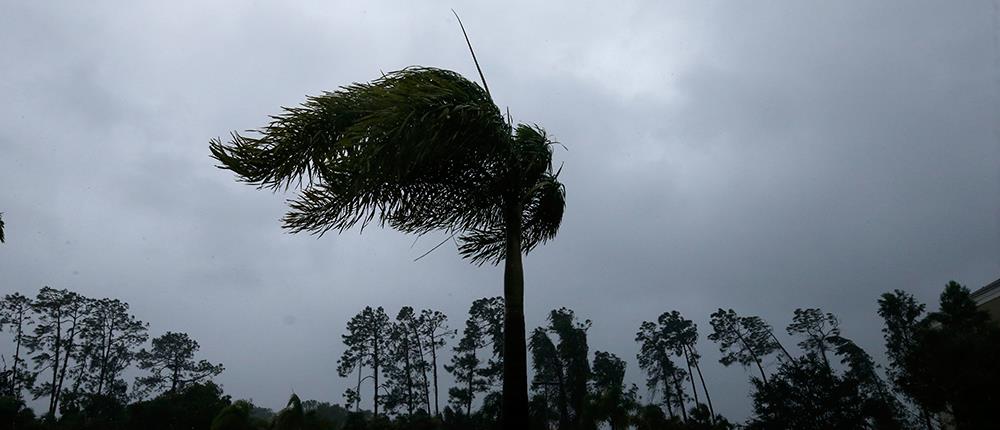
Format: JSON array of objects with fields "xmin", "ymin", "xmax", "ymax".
[
  {"xmin": 331, "ymin": 281, "xmax": 997, "ymax": 430},
  {"xmin": 3, "ymin": 281, "xmax": 996, "ymax": 430},
  {"xmin": 0, "ymin": 286, "xmax": 224, "ymax": 429}
]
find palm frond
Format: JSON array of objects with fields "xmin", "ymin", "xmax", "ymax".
[
  {"xmin": 211, "ymin": 68, "xmax": 566, "ymax": 265},
  {"xmin": 458, "ymin": 171, "xmax": 565, "ymax": 265},
  {"xmin": 521, "ymin": 173, "xmax": 565, "ymax": 252},
  {"xmin": 212, "ymin": 68, "xmax": 509, "ymax": 234}
]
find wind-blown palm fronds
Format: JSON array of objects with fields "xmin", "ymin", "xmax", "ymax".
[{"xmin": 210, "ymin": 67, "xmax": 564, "ymax": 264}]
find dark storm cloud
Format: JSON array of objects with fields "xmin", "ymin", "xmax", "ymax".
[{"xmin": 2, "ymin": 0, "xmax": 997, "ymax": 420}]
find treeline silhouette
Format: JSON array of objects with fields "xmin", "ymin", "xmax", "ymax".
[
  {"xmin": 2, "ymin": 281, "xmax": 998, "ymax": 429},
  {"xmin": 0, "ymin": 287, "xmax": 225, "ymax": 429}
]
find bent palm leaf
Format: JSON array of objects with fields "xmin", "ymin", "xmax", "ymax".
[{"xmin": 210, "ymin": 67, "xmax": 564, "ymax": 262}]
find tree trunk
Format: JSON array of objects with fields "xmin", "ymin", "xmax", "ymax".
[
  {"xmin": 11, "ymin": 316, "xmax": 23, "ymax": 399},
  {"xmin": 663, "ymin": 383, "xmax": 675, "ymax": 418},
  {"xmin": 98, "ymin": 320, "xmax": 114, "ymax": 396},
  {"xmin": 54, "ymin": 314, "xmax": 82, "ymax": 415},
  {"xmin": 171, "ymin": 365, "xmax": 180, "ymax": 393},
  {"xmin": 501, "ymin": 201, "xmax": 528, "ymax": 430},
  {"xmin": 681, "ymin": 348, "xmax": 701, "ymax": 412},
  {"xmin": 670, "ymin": 370, "xmax": 688, "ymax": 422},
  {"xmin": 355, "ymin": 364, "xmax": 362, "ymax": 412},
  {"xmin": 403, "ymin": 337, "xmax": 414, "ymax": 416},
  {"xmin": 47, "ymin": 311, "xmax": 63, "ymax": 418},
  {"xmin": 753, "ymin": 357, "xmax": 768, "ymax": 386},
  {"xmin": 731, "ymin": 323, "xmax": 768, "ymax": 386},
  {"xmin": 373, "ymin": 331, "xmax": 380, "ymax": 416},
  {"xmin": 819, "ymin": 344, "xmax": 831, "ymax": 372},
  {"xmin": 688, "ymin": 346, "xmax": 716, "ymax": 421},
  {"xmin": 556, "ymin": 369, "xmax": 569, "ymax": 430},
  {"xmin": 466, "ymin": 348, "xmax": 476, "ymax": 417},
  {"xmin": 430, "ymin": 334, "xmax": 440, "ymax": 416},
  {"xmin": 411, "ymin": 324, "xmax": 431, "ymax": 414},
  {"xmin": 769, "ymin": 330, "xmax": 793, "ymax": 362}
]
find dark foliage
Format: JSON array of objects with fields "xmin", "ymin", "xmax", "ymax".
[
  {"xmin": 135, "ymin": 332, "xmax": 224, "ymax": 396},
  {"xmin": 127, "ymin": 382, "xmax": 232, "ymax": 430},
  {"xmin": 889, "ymin": 281, "xmax": 1000, "ymax": 429},
  {"xmin": 528, "ymin": 308, "xmax": 592, "ymax": 430},
  {"xmin": 4, "ymin": 281, "xmax": 997, "ymax": 430}
]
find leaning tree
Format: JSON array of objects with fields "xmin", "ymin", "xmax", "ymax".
[{"xmin": 209, "ymin": 56, "xmax": 566, "ymax": 425}]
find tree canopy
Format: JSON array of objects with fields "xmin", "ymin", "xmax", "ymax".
[{"xmin": 209, "ymin": 67, "xmax": 564, "ymax": 265}]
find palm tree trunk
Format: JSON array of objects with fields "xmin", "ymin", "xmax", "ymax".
[{"xmin": 501, "ymin": 201, "xmax": 528, "ymax": 430}]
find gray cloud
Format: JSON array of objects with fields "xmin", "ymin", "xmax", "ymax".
[{"xmin": 2, "ymin": 0, "xmax": 998, "ymax": 420}]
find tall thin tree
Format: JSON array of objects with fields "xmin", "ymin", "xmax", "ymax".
[
  {"xmin": 79, "ymin": 298, "xmax": 148, "ymax": 398},
  {"xmin": 419, "ymin": 309, "xmax": 452, "ymax": 416},
  {"xmin": 655, "ymin": 311, "xmax": 716, "ymax": 421},
  {"xmin": 0, "ymin": 293, "xmax": 34, "ymax": 399},
  {"xmin": 385, "ymin": 307, "xmax": 426, "ymax": 416},
  {"xmin": 787, "ymin": 308, "xmax": 840, "ymax": 372},
  {"xmin": 636, "ymin": 319, "xmax": 688, "ymax": 422},
  {"xmin": 337, "ymin": 306, "xmax": 390, "ymax": 416},
  {"xmin": 29, "ymin": 287, "xmax": 88, "ymax": 417},
  {"xmin": 446, "ymin": 297, "xmax": 504, "ymax": 416},
  {"xmin": 707, "ymin": 309, "xmax": 782, "ymax": 386}
]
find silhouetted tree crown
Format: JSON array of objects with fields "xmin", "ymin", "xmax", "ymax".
[
  {"xmin": 208, "ymin": 68, "xmax": 564, "ymax": 264},
  {"xmin": 136, "ymin": 331, "xmax": 224, "ymax": 396}
]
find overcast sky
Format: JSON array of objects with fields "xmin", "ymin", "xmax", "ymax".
[{"xmin": 2, "ymin": 0, "xmax": 998, "ymax": 420}]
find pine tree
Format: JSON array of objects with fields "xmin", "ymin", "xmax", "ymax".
[
  {"xmin": 135, "ymin": 331, "xmax": 224, "ymax": 395},
  {"xmin": 446, "ymin": 297, "xmax": 503, "ymax": 416},
  {"xmin": 337, "ymin": 306, "xmax": 390, "ymax": 416},
  {"xmin": 29, "ymin": 287, "xmax": 89, "ymax": 417},
  {"xmin": 78, "ymin": 298, "xmax": 148, "ymax": 399},
  {"xmin": 418, "ymin": 309, "xmax": 452, "ymax": 416},
  {"xmin": 0, "ymin": 292, "xmax": 35, "ymax": 399}
]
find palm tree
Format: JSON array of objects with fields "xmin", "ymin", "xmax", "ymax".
[
  {"xmin": 1, "ymin": 212, "xmax": 5, "ymax": 243},
  {"xmin": 209, "ymin": 66, "xmax": 565, "ymax": 427}
]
